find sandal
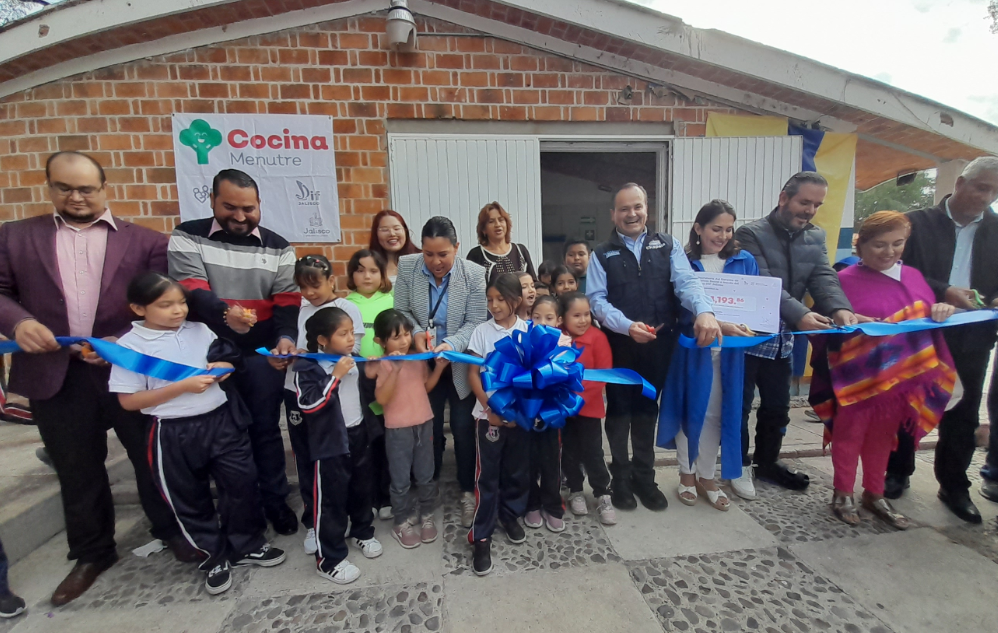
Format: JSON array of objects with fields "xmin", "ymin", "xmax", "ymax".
[
  {"xmin": 862, "ymin": 492, "xmax": 909, "ymax": 530},
  {"xmin": 697, "ymin": 480, "xmax": 729, "ymax": 512},
  {"xmin": 677, "ymin": 483, "xmax": 698, "ymax": 506},
  {"xmin": 831, "ymin": 492, "xmax": 860, "ymax": 526}
]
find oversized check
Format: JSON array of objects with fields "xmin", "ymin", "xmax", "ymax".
[{"xmin": 695, "ymin": 272, "xmax": 782, "ymax": 333}]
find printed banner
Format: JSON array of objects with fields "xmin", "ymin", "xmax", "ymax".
[
  {"xmin": 696, "ymin": 272, "xmax": 782, "ymax": 333},
  {"xmin": 172, "ymin": 114, "xmax": 340, "ymax": 243}
]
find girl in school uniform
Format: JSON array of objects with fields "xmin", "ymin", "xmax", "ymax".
[
  {"xmin": 109, "ymin": 272, "xmax": 285, "ymax": 596},
  {"xmin": 295, "ymin": 307, "xmax": 383, "ymax": 585},
  {"xmin": 281, "ymin": 254, "xmax": 365, "ymax": 554},
  {"xmin": 515, "ymin": 271, "xmax": 536, "ymax": 321},
  {"xmin": 466, "ymin": 273, "xmax": 531, "ymax": 576}
]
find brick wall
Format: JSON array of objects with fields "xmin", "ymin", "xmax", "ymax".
[{"xmin": 0, "ymin": 15, "xmax": 738, "ymax": 282}]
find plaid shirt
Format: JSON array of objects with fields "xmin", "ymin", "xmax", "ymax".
[{"xmin": 747, "ymin": 320, "xmax": 794, "ymax": 360}]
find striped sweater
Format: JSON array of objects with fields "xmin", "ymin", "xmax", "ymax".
[{"xmin": 168, "ymin": 218, "xmax": 300, "ymax": 351}]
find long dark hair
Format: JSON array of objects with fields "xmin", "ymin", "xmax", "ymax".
[
  {"xmin": 687, "ymin": 199, "xmax": 740, "ymax": 260},
  {"xmin": 304, "ymin": 307, "xmax": 352, "ymax": 353},
  {"xmin": 294, "ymin": 253, "xmax": 333, "ymax": 288},
  {"xmin": 127, "ymin": 271, "xmax": 187, "ymax": 306},
  {"xmin": 421, "ymin": 216, "xmax": 459, "ymax": 246},
  {"xmin": 488, "ymin": 273, "xmax": 524, "ymax": 311}
]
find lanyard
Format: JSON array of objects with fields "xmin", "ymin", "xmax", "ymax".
[{"xmin": 427, "ymin": 276, "xmax": 450, "ymax": 325}]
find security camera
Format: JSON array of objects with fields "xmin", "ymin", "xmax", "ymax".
[{"xmin": 386, "ymin": 0, "xmax": 417, "ymax": 51}]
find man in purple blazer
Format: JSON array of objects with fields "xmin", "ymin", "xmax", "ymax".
[{"xmin": 0, "ymin": 152, "xmax": 198, "ymax": 607}]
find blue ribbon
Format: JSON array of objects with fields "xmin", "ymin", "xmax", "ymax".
[
  {"xmin": 0, "ymin": 337, "xmax": 232, "ymax": 380},
  {"xmin": 678, "ymin": 309, "xmax": 998, "ymax": 349}
]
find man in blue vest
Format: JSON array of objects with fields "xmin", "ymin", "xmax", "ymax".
[{"xmin": 587, "ymin": 183, "xmax": 720, "ymax": 511}]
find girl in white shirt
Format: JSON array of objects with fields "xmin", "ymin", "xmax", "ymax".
[
  {"xmin": 109, "ymin": 272, "xmax": 285, "ymax": 597},
  {"xmin": 281, "ymin": 254, "xmax": 365, "ymax": 555}
]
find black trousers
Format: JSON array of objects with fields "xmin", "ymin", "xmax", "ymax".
[
  {"xmin": 234, "ymin": 354, "xmax": 289, "ymax": 516},
  {"xmin": 283, "ymin": 390, "xmax": 314, "ymax": 529},
  {"xmin": 740, "ymin": 353, "xmax": 792, "ymax": 467},
  {"xmin": 469, "ymin": 419, "xmax": 529, "ymax": 542},
  {"xmin": 313, "ymin": 424, "xmax": 375, "ymax": 573},
  {"xmin": 428, "ymin": 367, "xmax": 476, "ymax": 493},
  {"xmin": 31, "ymin": 359, "xmax": 178, "ymax": 564},
  {"xmin": 369, "ymin": 431, "xmax": 393, "ymax": 509},
  {"xmin": 563, "ymin": 415, "xmax": 612, "ymax": 497},
  {"xmin": 605, "ymin": 332, "xmax": 675, "ymax": 489},
  {"xmin": 527, "ymin": 428, "xmax": 563, "ymax": 517},
  {"xmin": 150, "ymin": 405, "xmax": 266, "ymax": 569}
]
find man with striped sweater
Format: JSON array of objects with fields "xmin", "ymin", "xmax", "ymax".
[{"xmin": 168, "ymin": 169, "xmax": 301, "ymax": 535}]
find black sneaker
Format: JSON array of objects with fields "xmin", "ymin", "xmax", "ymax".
[
  {"xmin": 473, "ymin": 538, "xmax": 493, "ymax": 576},
  {"xmin": 755, "ymin": 462, "xmax": 810, "ymax": 491},
  {"xmin": 204, "ymin": 562, "xmax": 232, "ymax": 596},
  {"xmin": 234, "ymin": 543, "xmax": 287, "ymax": 567},
  {"xmin": 633, "ymin": 483, "xmax": 668, "ymax": 511},
  {"xmin": 0, "ymin": 592, "xmax": 26, "ymax": 619},
  {"xmin": 267, "ymin": 504, "xmax": 299, "ymax": 536},
  {"xmin": 883, "ymin": 474, "xmax": 910, "ymax": 500},
  {"xmin": 501, "ymin": 519, "xmax": 526, "ymax": 544},
  {"xmin": 610, "ymin": 478, "xmax": 637, "ymax": 511}
]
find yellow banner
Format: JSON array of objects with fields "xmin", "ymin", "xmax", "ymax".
[
  {"xmin": 705, "ymin": 113, "xmax": 788, "ymax": 137},
  {"xmin": 811, "ymin": 132, "xmax": 857, "ymax": 258}
]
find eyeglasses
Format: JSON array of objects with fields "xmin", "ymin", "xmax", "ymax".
[{"xmin": 49, "ymin": 183, "xmax": 103, "ymax": 198}]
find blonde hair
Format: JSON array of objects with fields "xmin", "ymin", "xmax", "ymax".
[{"xmin": 856, "ymin": 210, "xmax": 910, "ymax": 255}]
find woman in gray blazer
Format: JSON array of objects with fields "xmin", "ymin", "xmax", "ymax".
[{"xmin": 394, "ymin": 216, "xmax": 487, "ymax": 529}]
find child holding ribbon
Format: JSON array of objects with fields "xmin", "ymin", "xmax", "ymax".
[
  {"xmin": 558, "ymin": 292, "xmax": 617, "ymax": 525},
  {"xmin": 109, "ymin": 272, "xmax": 285, "ymax": 596},
  {"xmin": 283, "ymin": 254, "xmax": 365, "ymax": 555},
  {"xmin": 466, "ymin": 273, "xmax": 531, "ymax": 576},
  {"xmin": 294, "ymin": 307, "xmax": 383, "ymax": 586},
  {"xmin": 369, "ymin": 309, "xmax": 448, "ymax": 549},
  {"xmin": 345, "ymin": 249, "xmax": 396, "ymax": 521}
]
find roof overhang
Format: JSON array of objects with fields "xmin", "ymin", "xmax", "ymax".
[{"xmin": 1, "ymin": 0, "xmax": 993, "ymax": 188}]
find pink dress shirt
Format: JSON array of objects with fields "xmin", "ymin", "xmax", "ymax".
[{"xmin": 55, "ymin": 210, "xmax": 116, "ymax": 338}]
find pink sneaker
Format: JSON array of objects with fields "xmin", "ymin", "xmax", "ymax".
[
  {"xmin": 524, "ymin": 510, "xmax": 543, "ymax": 529},
  {"xmin": 392, "ymin": 519, "xmax": 421, "ymax": 549},
  {"xmin": 420, "ymin": 515, "xmax": 438, "ymax": 543},
  {"xmin": 542, "ymin": 511, "xmax": 565, "ymax": 533}
]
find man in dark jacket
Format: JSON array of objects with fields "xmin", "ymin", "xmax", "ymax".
[
  {"xmin": 886, "ymin": 157, "xmax": 998, "ymax": 523},
  {"xmin": 735, "ymin": 172, "xmax": 856, "ymax": 491}
]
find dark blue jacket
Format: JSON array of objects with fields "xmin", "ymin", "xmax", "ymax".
[
  {"xmin": 592, "ymin": 231, "xmax": 677, "ymax": 328},
  {"xmin": 293, "ymin": 359, "xmax": 350, "ymax": 460}
]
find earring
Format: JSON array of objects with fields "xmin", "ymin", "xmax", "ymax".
[{"xmin": 696, "ymin": 236, "xmax": 701, "ymax": 245}]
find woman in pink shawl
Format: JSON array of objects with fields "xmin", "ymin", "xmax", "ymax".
[{"xmin": 810, "ymin": 211, "xmax": 957, "ymax": 529}]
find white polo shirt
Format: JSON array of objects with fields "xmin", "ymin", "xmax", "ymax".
[
  {"xmin": 109, "ymin": 320, "xmax": 228, "ymax": 419},
  {"xmin": 284, "ymin": 298, "xmax": 365, "ymax": 392},
  {"xmin": 317, "ymin": 360, "xmax": 364, "ymax": 428},
  {"xmin": 467, "ymin": 317, "xmax": 529, "ymax": 420}
]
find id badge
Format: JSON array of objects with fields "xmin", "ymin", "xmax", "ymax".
[{"xmin": 426, "ymin": 325, "xmax": 436, "ymax": 350}]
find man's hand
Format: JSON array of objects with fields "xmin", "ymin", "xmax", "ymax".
[
  {"xmin": 797, "ymin": 311, "xmax": 832, "ymax": 331},
  {"xmin": 225, "ymin": 305, "xmax": 254, "ymax": 334},
  {"xmin": 930, "ymin": 302, "xmax": 956, "ymax": 323},
  {"xmin": 14, "ymin": 319, "xmax": 60, "ymax": 354},
  {"xmin": 719, "ymin": 322, "xmax": 752, "ymax": 337},
  {"xmin": 693, "ymin": 313, "xmax": 722, "ymax": 347},
  {"xmin": 628, "ymin": 322, "xmax": 657, "ymax": 344},
  {"xmin": 433, "ymin": 342, "xmax": 453, "ymax": 353},
  {"xmin": 831, "ymin": 310, "xmax": 858, "ymax": 326},
  {"xmin": 945, "ymin": 286, "xmax": 977, "ymax": 310},
  {"xmin": 267, "ymin": 338, "xmax": 297, "ymax": 371}
]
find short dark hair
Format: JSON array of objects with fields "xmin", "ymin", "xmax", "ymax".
[
  {"xmin": 126, "ymin": 271, "xmax": 186, "ymax": 307},
  {"xmin": 531, "ymin": 294, "xmax": 561, "ymax": 317},
  {"xmin": 373, "ymin": 308, "xmax": 413, "ymax": 343},
  {"xmin": 612, "ymin": 182, "xmax": 648, "ymax": 207},
  {"xmin": 550, "ymin": 265, "xmax": 576, "ymax": 283},
  {"xmin": 45, "ymin": 151, "xmax": 106, "ymax": 185},
  {"xmin": 421, "ymin": 216, "xmax": 458, "ymax": 246},
  {"xmin": 294, "ymin": 254, "xmax": 333, "ymax": 288},
  {"xmin": 304, "ymin": 307, "xmax": 352, "ymax": 353},
  {"xmin": 781, "ymin": 171, "xmax": 828, "ymax": 200},
  {"xmin": 563, "ymin": 238, "xmax": 589, "ymax": 257},
  {"xmin": 687, "ymin": 199, "xmax": 741, "ymax": 260},
  {"xmin": 346, "ymin": 249, "xmax": 393, "ymax": 293},
  {"xmin": 537, "ymin": 260, "xmax": 558, "ymax": 280},
  {"xmin": 212, "ymin": 169, "xmax": 260, "ymax": 199},
  {"xmin": 558, "ymin": 291, "xmax": 589, "ymax": 315},
  {"xmin": 534, "ymin": 281, "xmax": 550, "ymax": 292}
]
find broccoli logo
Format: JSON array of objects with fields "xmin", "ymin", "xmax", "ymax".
[{"xmin": 179, "ymin": 119, "xmax": 222, "ymax": 164}]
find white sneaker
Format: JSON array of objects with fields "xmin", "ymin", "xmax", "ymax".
[
  {"xmin": 354, "ymin": 537, "xmax": 383, "ymax": 559},
  {"xmin": 303, "ymin": 528, "xmax": 317, "ymax": 555},
  {"xmin": 569, "ymin": 492, "xmax": 589, "ymax": 516},
  {"xmin": 730, "ymin": 466, "xmax": 757, "ymax": 500},
  {"xmin": 378, "ymin": 506, "xmax": 394, "ymax": 521},
  {"xmin": 460, "ymin": 492, "xmax": 476, "ymax": 528},
  {"xmin": 317, "ymin": 559, "xmax": 361, "ymax": 584},
  {"xmin": 597, "ymin": 495, "xmax": 617, "ymax": 525}
]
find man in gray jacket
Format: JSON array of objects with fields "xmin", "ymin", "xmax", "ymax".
[{"xmin": 735, "ymin": 172, "xmax": 857, "ymax": 491}]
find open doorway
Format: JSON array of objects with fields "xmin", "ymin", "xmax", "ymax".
[{"xmin": 539, "ymin": 151, "xmax": 660, "ymax": 263}]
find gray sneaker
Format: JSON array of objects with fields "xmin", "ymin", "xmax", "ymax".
[{"xmin": 460, "ymin": 492, "xmax": 476, "ymax": 528}]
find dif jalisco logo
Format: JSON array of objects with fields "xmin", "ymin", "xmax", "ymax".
[{"xmin": 178, "ymin": 118, "xmax": 330, "ymax": 166}]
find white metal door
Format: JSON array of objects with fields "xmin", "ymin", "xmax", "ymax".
[
  {"xmin": 388, "ymin": 134, "xmax": 543, "ymax": 260},
  {"xmin": 669, "ymin": 136, "xmax": 803, "ymax": 239}
]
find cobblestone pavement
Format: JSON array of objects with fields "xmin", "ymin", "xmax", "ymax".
[{"xmin": 5, "ymin": 452, "xmax": 998, "ymax": 633}]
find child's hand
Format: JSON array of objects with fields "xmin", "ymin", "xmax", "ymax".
[
  {"xmin": 332, "ymin": 356, "xmax": 356, "ymax": 379},
  {"xmin": 206, "ymin": 362, "xmax": 234, "ymax": 382},
  {"xmin": 180, "ymin": 375, "xmax": 217, "ymax": 394},
  {"xmin": 436, "ymin": 357, "xmax": 450, "ymax": 369},
  {"xmin": 487, "ymin": 411, "xmax": 504, "ymax": 427}
]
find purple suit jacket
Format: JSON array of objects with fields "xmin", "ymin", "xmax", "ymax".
[{"xmin": 0, "ymin": 214, "xmax": 168, "ymax": 401}]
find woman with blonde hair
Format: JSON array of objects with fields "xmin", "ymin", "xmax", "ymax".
[
  {"xmin": 810, "ymin": 210, "xmax": 957, "ymax": 529},
  {"xmin": 466, "ymin": 202, "xmax": 536, "ymax": 285}
]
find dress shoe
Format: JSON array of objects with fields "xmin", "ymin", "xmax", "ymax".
[
  {"xmin": 267, "ymin": 504, "xmax": 299, "ymax": 536},
  {"xmin": 883, "ymin": 474, "xmax": 910, "ymax": 500},
  {"xmin": 938, "ymin": 488, "xmax": 982, "ymax": 524},
  {"xmin": 980, "ymin": 478, "xmax": 998, "ymax": 503},
  {"xmin": 633, "ymin": 483, "xmax": 669, "ymax": 511},
  {"xmin": 51, "ymin": 554, "xmax": 119, "ymax": 606},
  {"xmin": 754, "ymin": 462, "xmax": 809, "ymax": 491},
  {"xmin": 164, "ymin": 535, "xmax": 206, "ymax": 564},
  {"xmin": 610, "ymin": 478, "xmax": 637, "ymax": 511}
]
